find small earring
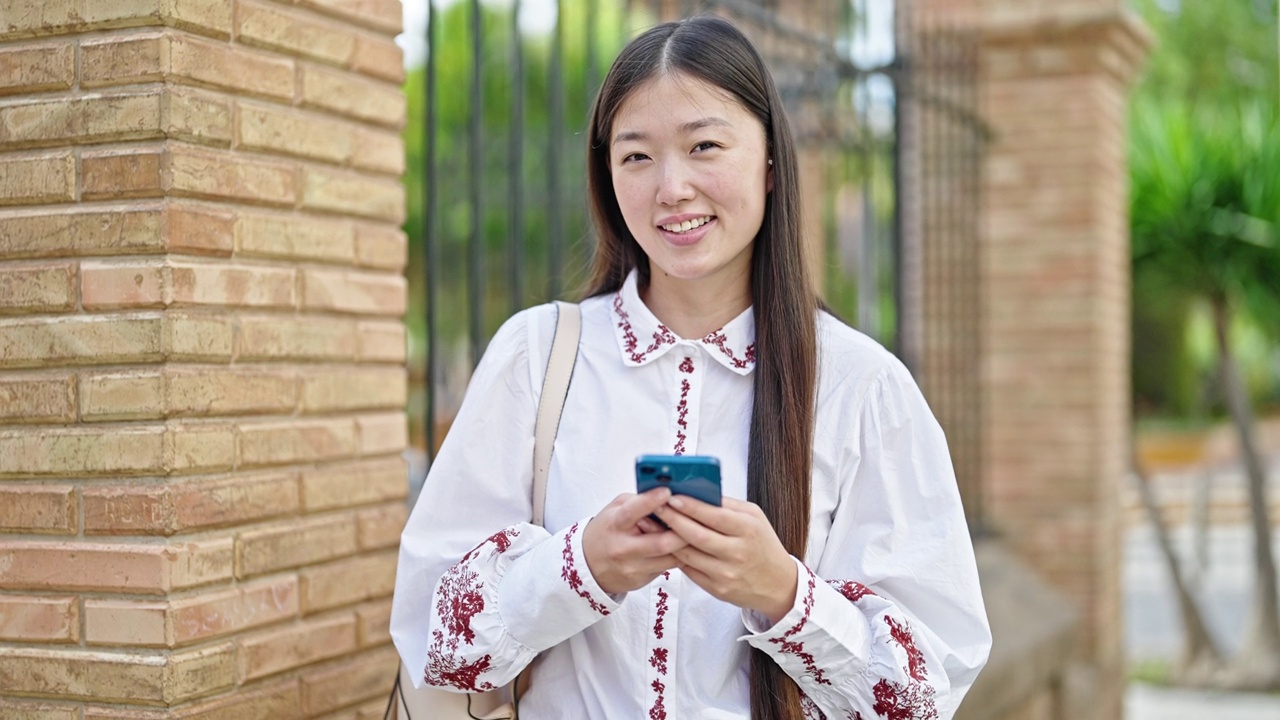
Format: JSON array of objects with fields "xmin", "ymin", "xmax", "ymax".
[{"xmin": 767, "ymin": 158, "xmax": 773, "ymax": 166}]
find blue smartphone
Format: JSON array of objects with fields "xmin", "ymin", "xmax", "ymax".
[{"xmin": 635, "ymin": 454, "xmax": 722, "ymax": 506}]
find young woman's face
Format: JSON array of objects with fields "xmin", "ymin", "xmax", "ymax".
[{"xmin": 609, "ymin": 71, "xmax": 771, "ymax": 294}]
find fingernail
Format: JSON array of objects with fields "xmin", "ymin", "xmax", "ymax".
[{"xmin": 668, "ymin": 496, "xmax": 684, "ymax": 509}]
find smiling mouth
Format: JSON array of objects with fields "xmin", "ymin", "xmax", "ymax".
[{"xmin": 659, "ymin": 216, "xmax": 715, "ymax": 234}]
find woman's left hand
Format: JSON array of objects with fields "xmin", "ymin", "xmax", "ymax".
[{"xmin": 654, "ymin": 496, "xmax": 798, "ymax": 625}]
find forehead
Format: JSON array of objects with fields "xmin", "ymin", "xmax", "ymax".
[{"xmin": 612, "ymin": 72, "xmax": 757, "ymax": 138}]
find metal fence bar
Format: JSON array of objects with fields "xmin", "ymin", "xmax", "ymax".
[
  {"xmin": 509, "ymin": 0, "xmax": 525, "ymax": 315},
  {"xmin": 425, "ymin": 0, "xmax": 440, "ymax": 460},
  {"xmin": 468, "ymin": 0, "xmax": 486, "ymax": 367},
  {"xmin": 548, "ymin": 0, "xmax": 565, "ymax": 299}
]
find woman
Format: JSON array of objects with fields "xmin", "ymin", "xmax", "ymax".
[{"xmin": 391, "ymin": 16, "xmax": 990, "ymax": 720}]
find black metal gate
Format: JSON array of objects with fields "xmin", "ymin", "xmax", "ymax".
[{"xmin": 408, "ymin": 0, "xmax": 986, "ymax": 526}]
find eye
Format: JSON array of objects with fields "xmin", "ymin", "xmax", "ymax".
[
  {"xmin": 692, "ymin": 141, "xmax": 719, "ymax": 154},
  {"xmin": 620, "ymin": 152, "xmax": 650, "ymax": 164}
]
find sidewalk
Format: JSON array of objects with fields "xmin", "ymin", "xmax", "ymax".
[{"xmin": 1127, "ymin": 683, "xmax": 1280, "ymax": 719}]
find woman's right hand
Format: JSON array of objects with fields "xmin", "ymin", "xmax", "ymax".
[{"xmin": 582, "ymin": 488, "xmax": 688, "ymax": 594}]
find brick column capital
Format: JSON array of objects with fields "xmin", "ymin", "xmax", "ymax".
[{"xmin": 980, "ymin": 9, "xmax": 1153, "ymax": 86}]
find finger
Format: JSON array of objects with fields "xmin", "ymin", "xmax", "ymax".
[
  {"xmin": 720, "ymin": 497, "xmax": 764, "ymax": 517},
  {"xmin": 636, "ymin": 516, "xmax": 666, "ymax": 534},
  {"xmin": 665, "ymin": 495, "xmax": 749, "ymax": 535},
  {"xmin": 613, "ymin": 487, "xmax": 673, "ymax": 526},
  {"xmin": 671, "ymin": 545, "xmax": 725, "ymax": 577},
  {"xmin": 654, "ymin": 504, "xmax": 730, "ymax": 555},
  {"xmin": 626, "ymin": 527, "xmax": 690, "ymax": 557}
]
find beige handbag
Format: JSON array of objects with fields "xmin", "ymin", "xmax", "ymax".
[{"xmin": 386, "ymin": 301, "xmax": 582, "ymax": 720}]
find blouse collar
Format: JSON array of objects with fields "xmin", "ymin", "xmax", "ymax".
[{"xmin": 609, "ymin": 270, "xmax": 757, "ymax": 376}]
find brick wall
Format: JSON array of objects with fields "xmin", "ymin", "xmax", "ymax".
[
  {"xmin": 0, "ymin": 1, "xmax": 410, "ymax": 717},
  {"xmin": 912, "ymin": 1, "xmax": 1149, "ymax": 719}
]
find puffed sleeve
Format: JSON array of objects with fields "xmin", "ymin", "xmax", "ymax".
[
  {"xmin": 390, "ymin": 306, "xmax": 621, "ymax": 693},
  {"xmin": 741, "ymin": 359, "xmax": 991, "ymax": 719}
]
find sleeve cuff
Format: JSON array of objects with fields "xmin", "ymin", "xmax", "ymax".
[
  {"xmin": 497, "ymin": 517, "xmax": 622, "ymax": 651},
  {"xmin": 739, "ymin": 559, "xmax": 874, "ymax": 683}
]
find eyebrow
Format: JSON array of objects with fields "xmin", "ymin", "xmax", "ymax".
[{"xmin": 612, "ymin": 117, "xmax": 732, "ymax": 145}]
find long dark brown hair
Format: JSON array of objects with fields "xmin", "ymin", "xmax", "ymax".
[{"xmin": 582, "ymin": 16, "xmax": 818, "ymax": 720}]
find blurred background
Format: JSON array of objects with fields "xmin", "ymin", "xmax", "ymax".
[{"xmin": 395, "ymin": 0, "xmax": 1280, "ymax": 717}]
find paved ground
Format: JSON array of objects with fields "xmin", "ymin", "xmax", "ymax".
[
  {"xmin": 1126, "ymin": 683, "xmax": 1280, "ymax": 719},
  {"xmin": 1123, "ymin": 458, "xmax": 1280, "ymax": 717}
]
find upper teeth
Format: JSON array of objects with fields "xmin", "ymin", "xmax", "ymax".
[{"xmin": 662, "ymin": 216, "xmax": 712, "ymax": 233}]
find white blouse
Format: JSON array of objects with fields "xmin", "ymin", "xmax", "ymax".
[{"xmin": 391, "ymin": 271, "xmax": 991, "ymax": 720}]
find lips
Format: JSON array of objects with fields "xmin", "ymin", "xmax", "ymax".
[{"xmin": 656, "ymin": 215, "xmax": 716, "ymax": 247}]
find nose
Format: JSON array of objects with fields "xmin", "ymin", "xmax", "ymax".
[{"xmin": 654, "ymin": 160, "xmax": 694, "ymax": 207}]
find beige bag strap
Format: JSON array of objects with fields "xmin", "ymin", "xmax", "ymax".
[{"xmin": 531, "ymin": 301, "xmax": 580, "ymax": 528}]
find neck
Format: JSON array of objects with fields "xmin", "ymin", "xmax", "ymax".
[{"xmin": 640, "ymin": 266, "xmax": 751, "ymax": 339}]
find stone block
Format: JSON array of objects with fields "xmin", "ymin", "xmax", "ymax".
[
  {"xmin": 299, "ymin": 646, "xmax": 398, "ymax": 716},
  {"xmin": 238, "ymin": 101, "xmax": 357, "ymax": 166},
  {"xmin": 0, "ymin": 205, "xmax": 163, "ymax": 259},
  {"xmin": 167, "ymin": 367, "xmax": 298, "ymax": 416},
  {"xmin": 162, "ymin": 313, "xmax": 235, "ymax": 362},
  {"xmin": 164, "ymin": 202, "xmax": 235, "ymax": 256},
  {"xmin": 0, "ymin": 151, "xmax": 74, "ymax": 206},
  {"xmin": 355, "ymin": 224, "xmax": 407, "ymax": 270},
  {"xmin": 0, "ymin": 425, "xmax": 165, "ymax": 477},
  {"xmin": 238, "ymin": 418, "xmax": 358, "ymax": 468},
  {"xmin": 0, "ymin": 42, "xmax": 74, "ymax": 96},
  {"xmin": 301, "ymin": 166, "xmax": 405, "ymax": 222},
  {"xmin": 299, "ymin": 63, "xmax": 406, "ymax": 128},
  {"xmin": 0, "ymin": 538, "xmax": 232, "ymax": 594},
  {"xmin": 0, "ymin": 262, "xmax": 76, "ymax": 313},
  {"xmin": 236, "ymin": 613, "xmax": 357, "ymax": 682},
  {"xmin": 238, "ymin": 0, "xmax": 357, "ymax": 67},
  {"xmin": 235, "ymin": 514, "xmax": 358, "ymax": 577},
  {"xmin": 0, "ymin": 92, "xmax": 162, "ymax": 149},
  {"xmin": 169, "ymin": 33, "xmax": 294, "ymax": 101},
  {"xmin": 0, "ymin": 484, "xmax": 77, "ymax": 534},
  {"xmin": 299, "ymin": 550, "xmax": 397, "ymax": 614},
  {"xmin": 356, "ymin": 412, "xmax": 407, "ymax": 457},
  {"xmin": 296, "ymin": 0, "xmax": 403, "ymax": 35},
  {"xmin": 0, "ymin": 595, "xmax": 79, "ymax": 642},
  {"xmin": 235, "ymin": 211, "xmax": 356, "ymax": 264},
  {"xmin": 165, "ymin": 86, "xmax": 234, "ymax": 147},
  {"xmin": 237, "ymin": 315, "xmax": 358, "ymax": 361},
  {"xmin": 0, "ymin": 373, "xmax": 75, "ymax": 423},
  {"xmin": 168, "ymin": 261, "xmax": 297, "ymax": 309},
  {"xmin": 357, "ymin": 320, "xmax": 407, "ymax": 362},
  {"xmin": 169, "ymin": 144, "xmax": 296, "ymax": 207},
  {"xmin": 300, "ymin": 457, "xmax": 407, "ymax": 512},
  {"xmin": 352, "ymin": 34, "xmax": 404, "ymax": 84},
  {"xmin": 0, "ymin": 0, "xmax": 162, "ymax": 40},
  {"xmin": 0, "ymin": 700, "xmax": 79, "ymax": 720},
  {"xmin": 0, "ymin": 314, "xmax": 164, "ymax": 369},
  {"xmin": 300, "ymin": 367, "xmax": 407, "ymax": 414},
  {"xmin": 355, "ymin": 598, "xmax": 393, "ymax": 647},
  {"xmin": 82, "ymin": 679, "xmax": 301, "ymax": 720},
  {"xmin": 0, "ymin": 643, "xmax": 237, "ymax": 705},
  {"xmin": 83, "ymin": 471, "xmax": 300, "ymax": 535},
  {"xmin": 79, "ymin": 32, "xmax": 166, "ymax": 87},
  {"xmin": 80, "ymin": 260, "xmax": 167, "ymax": 311},
  {"xmin": 352, "ymin": 126, "xmax": 404, "ymax": 176},
  {"xmin": 357, "ymin": 502, "xmax": 408, "ymax": 551},
  {"xmin": 81, "ymin": 146, "xmax": 165, "ymax": 200},
  {"xmin": 171, "ymin": 575, "xmax": 299, "ymax": 646},
  {"xmin": 301, "ymin": 267, "xmax": 407, "ymax": 316},
  {"xmin": 78, "ymin": 369, "xmax": 165, "ymax": 420},
  {"xmin": 83, "ymin": 600, "xmax": 168, "ymax": 647}
]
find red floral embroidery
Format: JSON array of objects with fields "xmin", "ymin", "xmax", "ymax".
[
  {"xmin": 654, "ymin": 587, "xmax": 670, "ymax": 639},
  {"xmin": 801, "ymin": 696, "xmax": 828, "ymax": 720},
  {"xmin": 701, "ymin": 329, "xmax": 757, "ymax": 370},
  {"xmin": 649, "ymin": 646, "xmax": 669, "ymax": 674},
  {"xmin": 649, "ymin": 678, "xmax": 668, "ymax": 720},
  {"xmin": 885, "ymin": 616, "xmax": 927, "ymax": 682},
  {"xmin": 561, "ymin": 522, "xmax": 610, "ymax": 615},
  {"xmin": 768, "ymin": 567, "xmax": 831, "ymax": 686},
  {"xmin": 424, "ymin": 529, "xmax": 521, "ymax": 691},
  {"xmin": 614, "ymin": 293, "xmax": 676, "ymax": 363},
  {"xmin": 674, "ymin": 377, "xmax": 691, "ymax": 455},
  {"xmin": 871, "ymin": 678, "xmax": 937, "ymax": 720},
  {"xmin": 830, "ymin": 579, "xmax": 877, "ymax": 604},
  {"xmin": 425, "ymin": 634, "xmax": 496, "ymax": 692},
  {"xmin": 679, "ymin": 357, "xmax": 694, "ymax": 373}
]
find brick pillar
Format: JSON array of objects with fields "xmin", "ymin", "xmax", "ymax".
[
  {"xmin": 976, "ymin": 5, "xmax": 1149, "ymax": 719},
  {"xmin": 0, "ymin": 2, "xmax": 409, "ymax": 717}
]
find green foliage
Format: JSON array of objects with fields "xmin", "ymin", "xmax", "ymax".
[{"xmin": 1128, "ymin": 0, "xmax": 1280, "ymax": 417}]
